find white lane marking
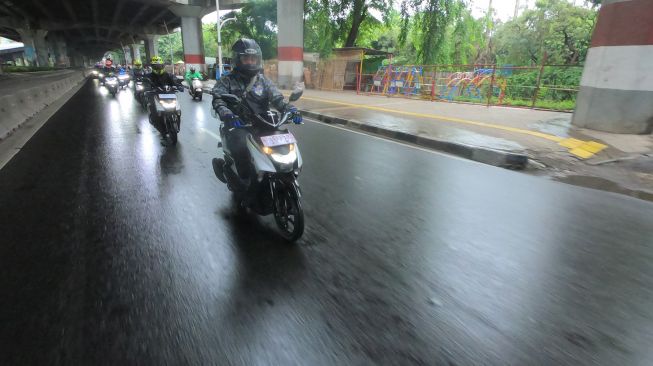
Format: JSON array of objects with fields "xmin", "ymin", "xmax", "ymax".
[
  {"xmin": 199, "ymin": 127, "xmax": 221, "ymax": 141},
  {"xmin": 303, "ymin": 117, "xmax": 478, "ymax": 165}
]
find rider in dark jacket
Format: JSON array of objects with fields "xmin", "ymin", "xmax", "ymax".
[
  {"xmin": 211, "ymin": 38, "xmax": 302, "ymax": 183},
  {"xmin": 131, "ymin": 59, "xmax": 145, "ymax": 81},
  {"xmin": 144, "ymin": 56, "xmax": 181, "ymax": 138}
]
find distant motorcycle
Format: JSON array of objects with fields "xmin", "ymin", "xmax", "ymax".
[
  {"xmin": 212, "ymin": 88, "xmax": 305, "ymax": 242},
  {"xmin": 134, "ymin": 79, "xmax": 146, "ymax": 109},
  {"xmin": 189, "ymin": 77, "xmax": 203, "ymax": 101},
  {"xmin": 147, "ymin": 85, "xmax": 182, "ymax": 145},
  {"xmin": 118, "ymin": 74, "xmax": 130, "ymax": 89},
  {"xmin": 105, "ymin": 74, "xmax": 119, "ymax": 97}
]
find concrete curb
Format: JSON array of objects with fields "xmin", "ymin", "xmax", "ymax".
[
  {"xmin": 0, "ymin": 70, "xmax": 87, "ymax": 141},
  {"xmin": 301, "ymin": 110, "xmax": 529, "ymax": 170}
]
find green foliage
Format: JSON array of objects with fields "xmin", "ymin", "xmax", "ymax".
[
  {"xmin": 304, "ymin": 0, "xmax": 392, "ymax": 57},
  {"xmin": 500, "ymin": 66, "xmax": 582, "ymax": 109},
  {"xmin": 399, "ymin": 0, "xmax": 461, "ymax": 64},
  {"xmin": 158, "ymin": 31, "xmax": 184, "ymax": 64},
  {"xmin": 203, "ymin": 23, "xmax": 218, "ymax": 59},
  {"xmin": 220, "ymin": 0, "xmax": 278, "ymax": 59},
  {"xmin": 493, "ymin": 0, "xmax": 596, "ymax": 65}
]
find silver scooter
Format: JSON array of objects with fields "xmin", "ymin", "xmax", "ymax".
[{"xmin": 212, "ymin": 88, "xmax": 305, "ymax": 241}]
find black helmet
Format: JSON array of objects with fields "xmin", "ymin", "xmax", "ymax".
[
  {"xmin": 232, "ymin": 38, "xmax": 262, "ymax": 78},
  {"xmin": 190, "ymin": 66, "xmax": 196, "ymax": 73}
]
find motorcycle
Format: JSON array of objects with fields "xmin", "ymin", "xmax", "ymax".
[
  {"xmin": 133, "ymin": 78, "xmax": 146, "ymax": 109},
  {"xmin": 118, "ymin": 74, "xmax": 130, "ymax": 89},
  {"xmin": 212, "ymin": 88, "xmax": 305, "ymax": 242},
  {"xmin": 147, "ymin": 85, "xmax": 182, "ymax": 145},
  {"xmin": 105, "ymin": 74, "xmax": 119, "ymax": 97},
  {"xmin": 189, "ymin": 77, "xmax": 203, "ymax": 101}
]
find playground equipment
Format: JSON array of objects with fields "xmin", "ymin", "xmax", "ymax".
[
  {"xmin": 438, "ymin": 68, "xmax": 506, "ymax": 104},
  {"xmin": 370, "ymin": 65, "xmax": 426, "ymax": 96},
  {"xmin": 368, "ymin": 65, "xmax": 507, "ymax": 104}
]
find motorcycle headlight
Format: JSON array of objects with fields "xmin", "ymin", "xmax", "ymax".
[
  {"xmin": 99, "ymin": 73, "xmax": 104, "ymax": 77},
  {"xmin": 92, "ymin": 70, "xmax": 98, "ymax": 75},
  {"xmin": 159, "ymin": 100, "xmax": 177, "ymax": 109},
  {"xmin": 136, "ymin": 85, "xmax": 144, "ymax": 91},
  {"xmin": 107, "ymin": 80, "xmax": 117, "ymax": 85},
  {"xmin": 266, "ymin": 144, "xmax": 297, "ymax": 164}
]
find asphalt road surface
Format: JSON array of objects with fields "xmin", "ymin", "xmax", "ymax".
[{"xmin": 1, "ymin": 80, "xmax": 652, "ymax": 365}]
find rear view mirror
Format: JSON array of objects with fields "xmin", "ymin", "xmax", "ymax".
[
  {"xmin": 289, "ymin": 89, "xmax": 303, "ymax": 102},
  {"xmin": 220, "ymin": 93, "xmax": 241, "ymax": 104}
]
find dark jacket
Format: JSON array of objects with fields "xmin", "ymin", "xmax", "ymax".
[
  {"xmin": 144, "ymin": 71, "xmax": 178, "ymax": 91},
  {"xmin": 131, "ymin": 68, "xmax": 145, "ymax": 80},
  {"xmin": 211, "ymin": 72, "xmax": 287, "ymax": 118}
]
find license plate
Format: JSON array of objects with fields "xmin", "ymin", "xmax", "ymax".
[
  {"xmin": 158, "ymin": 94, "xmax": 176, "ymax": 100},
  {"xmin": 260, "ymin": 133, "xmax": 296, "ymax": 147}
]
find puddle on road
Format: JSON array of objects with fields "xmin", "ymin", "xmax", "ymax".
[{"xmin": 554, "ymin": 175, "xmax": 653, "ymax": 202}]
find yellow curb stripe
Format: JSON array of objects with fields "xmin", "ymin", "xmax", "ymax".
[
  {"xmin": 302, "ymin": 96, "xmax": 564, "ymax": 143},
  {"xmin": 569, "ymin": 147, "xmax": 595, "ymax": 159},
  {"xmin": 558, "ymin": 138, "xmax": 585, "ymax": 149},
  {"xmin": 579, "ymin": 141, "xmax": 607, "ymax": 154}
]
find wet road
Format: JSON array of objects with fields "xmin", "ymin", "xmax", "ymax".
[{"xmin": 1, "ymin": 80, "xmax": 653, "ymax": 365}]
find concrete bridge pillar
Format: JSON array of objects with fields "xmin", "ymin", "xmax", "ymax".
[
  {"xmin": 16, "ymin": 28, "xmax": 49, "ymax": 67},
  {"xmin": 143, "ymin": 35, "xmax": 159, "ymax": 63},
  {"xmin": 170, "ymin": 5, "xmax": 206, "ymax": 73},
  {"xmin": 53, "ymin": 37, "xmax": 70, "ymax": 67},
  {"xmin": 131, "ymin": 43, "xmax": 142, "ymax": 63},
  {"xmin": 122, "ymin": 45, "xmax": 132, "ymax": 65},
  {"xmin": 277, "ymin": 0, "xmax": 304, "ymax": 88},
  {"xmin": 573, "ymin": 0, "xmax": 653, "ymax": 134}
]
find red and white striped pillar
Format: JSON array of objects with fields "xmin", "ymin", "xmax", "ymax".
[
  {"xmin": 171, "ymin": 5, "xmax": 206, "ymax": 73},
  {"xmin": 573, "ymin": 0, "xmax": 653, "ymax": 134},
  {"xmin": 277, "ymin": 0, "xmax": 304, "ymax": 89}
]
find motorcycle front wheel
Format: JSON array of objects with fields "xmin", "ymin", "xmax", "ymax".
[
  {"xmin": 164, "ymin": 115, "xmax": 178, "ymax": 145},
  {"xmin": 274, "ymin": 184, "xmax": 304, "ymax": 242}
]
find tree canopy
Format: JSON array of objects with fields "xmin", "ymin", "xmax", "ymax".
[{"xmin": 141, "ymin": 0, "xmax": 598, "ymax": 67}]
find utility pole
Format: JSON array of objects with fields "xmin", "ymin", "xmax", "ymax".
[
  {"xmin": 514, "ymin": 0, "xmax": 520, "ymax": 18},
  {"xmin": 215, "ymin": 1, "xmax": 236, "ymax": 79}
]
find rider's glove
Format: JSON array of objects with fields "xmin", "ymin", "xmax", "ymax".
[
  {"xmin": 287, "ymin": 106, "xmax": 302, "ymax": 124},
  {"xmin": 223, "ymin": 113, "xmax": 243, "ymax": 129}
]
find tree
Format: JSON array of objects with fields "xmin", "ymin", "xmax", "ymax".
[
  {"xmin": 220, "ymin": 0, "xmax": 278, "ymax": 59},
  {"xmin": 399, "ymin": 0, "xmax": 462, "ymax": 64},
  {"xmin": 158, "ymin": 30, "xmax": 183, "ymax": 64},
  {"xmin": 304, "ymin": 0, "xmax": 392, "ymax": 56},
  {"xmin": 493, "ymin": 0, "xmax": 596, "ymax": 65}
]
